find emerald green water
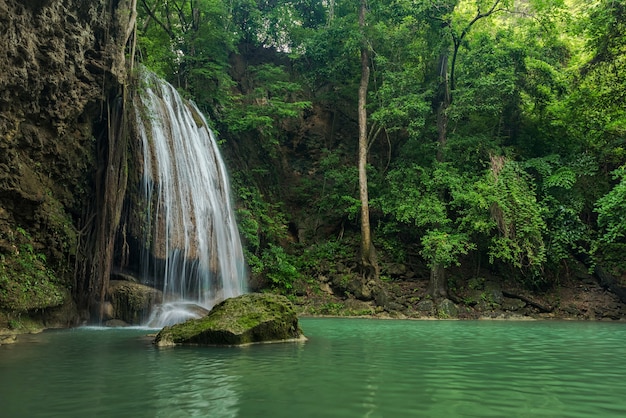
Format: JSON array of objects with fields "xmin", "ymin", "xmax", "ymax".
[{"xmin": 1, "ymin": 318, "xmax": 626, "ymax": 417}]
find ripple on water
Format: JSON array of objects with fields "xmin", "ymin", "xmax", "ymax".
[{"xmin": 2, "ymin": 319, "xmax": 626, "ymax": 417}]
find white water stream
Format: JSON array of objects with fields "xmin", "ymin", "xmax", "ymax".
[{"xmin": 134, "ymin": 71, "xmax": 246, "ymax": 327}]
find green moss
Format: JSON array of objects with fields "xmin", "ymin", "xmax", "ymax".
[
  {"xmin": 1, "ymin": 313, "xmax": 45, "ymax": 333},
  {"xmin": 155, "ymin": 293, "xmax": 304, "ymax": 346},
  {"xmin": 108, "ymin": 281, "xmax": 161, "ymax": 324},
  {"xmin": 0, "ymin": 251, "xmax": 65, "ymax": 313},
  {"xmin": 40, "ymin": 196, "xmax": 77, "ymax": 257}
]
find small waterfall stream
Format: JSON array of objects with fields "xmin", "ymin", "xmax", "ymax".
[{"xmin": 134, "ymin": 71, "xmax": 246, "ymax": 327}]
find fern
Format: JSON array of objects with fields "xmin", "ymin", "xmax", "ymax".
[
  {"xmin": 545, "ymin": 167, "xmax": 576, "ymax": 189},
  {"xmin": 595, "ymin": 168, "xmax": 626, "ymax": 243}
]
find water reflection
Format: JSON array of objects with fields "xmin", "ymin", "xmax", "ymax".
[
  {"xmin": 1, "ymin": 320, "xmax": 626, "ymax": 417},
  {"xmin": 143, "ymin": 347, "xmax": 240, "ymax": 417}
]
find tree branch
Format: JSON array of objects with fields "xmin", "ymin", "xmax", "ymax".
[{"xmin": 140, "ymin": 0, "xmax": 175, "ymax": 39}]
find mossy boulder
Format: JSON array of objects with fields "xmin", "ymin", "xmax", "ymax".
[
  {"xmin": 108, "ymin": 280, "xmax": 162, "ymax": 324},
  {"xmin": 154, "ymin": 293, "xmax": 306, "ymax": 347},
  {"xmin": 437, "ymin": 298, "xmax": 459, "ymax": 318},
  {"xmin": 0, "ymin": 246, "xmax": 66, "ymax": 312}
]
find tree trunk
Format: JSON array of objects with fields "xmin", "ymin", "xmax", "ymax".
[
  {"xmin": 427, "ymin": 262, "xmax": 448, "ymax": 300},
  {"xmin": 358, "ymin": 0, "xmax": 379, "ymax": 280},
  {"xmin": 429, "ymin": 52, "xmax": 450, "ymax": 299},
  {"xmin": 436, "ymin": 102, "xmax": 449, "ymax": 162},
  {"xmin": 436, "ymin": 52, "xmax": 450, "ymax": 162}
]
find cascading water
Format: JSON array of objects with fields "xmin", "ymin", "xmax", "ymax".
[{"xmin": 134, "ymin": 71, "xmax": 246, "ymax": 327}]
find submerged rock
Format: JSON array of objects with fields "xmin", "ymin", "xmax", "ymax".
[
  {"xmin": 153, "ymin": 293, "xmax": 306, "ymax": 347},
  {"xmin": 0, "ymin": 334, "xmax": 17, "ymax": 345},
  {"xmin": 104, "ymin": 319, "xmax": 129, "ymax": 327}
]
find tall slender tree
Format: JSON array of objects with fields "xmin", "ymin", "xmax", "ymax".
[{"xmin": 358, "ymin": 0, "xmax": 379, "ymax": 280}]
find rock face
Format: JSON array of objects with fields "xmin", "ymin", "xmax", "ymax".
[
  {"xmin": 0, "ymin": 0, "xmax": 128, "ymax": 244},
  {"xmin": 0, "ymin": 0, "xmax": 131, "ymax": 329},
  {"xmin": 154, "ymin": 293, "xmax": 305, "ymax": 347}
]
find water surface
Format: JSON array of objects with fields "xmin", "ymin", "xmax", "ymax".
[{"xmin": 1, "ymin": 318, "xmax": 625, "ymax": 417}]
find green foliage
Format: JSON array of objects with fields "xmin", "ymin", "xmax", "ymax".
[
  {"xmin": 131, "ymin": 0, "xmax": 626, "ymax": 291},
  {"xmin": 225, "ymin": 64, "xmax": 311, "ymax": 153},
  {"xmin": 375, "ymin": 234, "xmax": 407, "ymax": 264},
  {"xmin": 137, "ymin": 0, "xmax": 235, "ymax": 111},
  {"xmin": 378, "ymin": 164, "xmax": 447, "ymax": 229},
  {"xmin": 227, "ymin": 0, "xmax": 323, "ymax": 47},
  {"xmin": 595, "ymin": 168, "xmax": 626, "ymax": 244},
  {"xmin": 234, "ymin": 180, "xmax": 289, "ymax": 252},
  {"xmin": 294, "ymin": 21, "xmax": 360, "ymax": 98},
  {"xmin": 368, "ymin": 8, "xmax": 432, "ymax": 140},
  {"xmin": 0, "ymin": 228, "xmax": 65, "ymax": 312},
  {"xmin": 452, "ymin": 29, "xmax": 521, "ymax": 122},
  {"xmin": 522, "ymin": 56, "xmax": 568, "ymax": 113},
  {"xmin": 8, "ymin": 317, "xmax": 21, "ymax": 330},
  {"xmin": 40, "ymin": 195, "xmax": 78, "ymax": 260},
  {"xmin": 523, "ymin": 154, "xmax": 595, "ymax": 265},
  {"xmin": 484, "ymin": 159, "xmax": 547, "ymax": 277},
  {"xmin": 315, "ymin": 302, "xmax": 345, "ymax": 316},
  {"xmin": 315, "ymin": 149, "xmax": 360, "ymax": 220},
  {"xmin": 232, "ymin": 177, "xmax": 302, "ymax": 294},
  {"xmin": 420, "ymin": 230, "xmax": 475, "ymax": 269},
  {"xmin": 250, "ymin": 244, "xmax": 300, "ymax": 293},
  {"xmin": 377, "ymin": 163, "xmax": 479, "ymax": 268},
  {"xmin": 584, "ymin": 0, "xmax": 626, "ymax": 66},
  {"xmin": 296, "ymin": 240, "xmax": 353, "ymax": 275}
]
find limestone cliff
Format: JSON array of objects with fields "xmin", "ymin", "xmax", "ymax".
[{"xmin": 0, "ymin": 0, "xmax": 132, "ymax": 332}]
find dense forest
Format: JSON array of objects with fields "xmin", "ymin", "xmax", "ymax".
[
  {"xmin": 1, "ymin": 0, "xmax": 626, "ymax": 331},
  {"xmin": 132, "ymin": 0, "xmax": 626, "ymax": 313}
]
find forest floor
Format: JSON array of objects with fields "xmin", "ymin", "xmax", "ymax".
[{"xmin": 293, "ymin": 271, "xmax": 626, "ymax": 321}]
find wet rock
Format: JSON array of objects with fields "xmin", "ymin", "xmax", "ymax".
[
  {"xmin": 104, "ymin": 319, "xmax": 129, "ymax": 327},
  {"xmin": 108, "ymin": 280, "xmax": 162, "ymax": 325},
  {"xmin": 501, "ymin": 297, "xmax": 526, "ymax": 311},
  {"xmin": 438, "ymin": 299, "xmax": 459, "ymax": 318},
  {"xmin": 385, "ymin": 301, "xmax": 405, "ymax": 312},
  {"xmin": 330, "ymin": 274, "xmax": 394, "ymax": 304},
  {"xmin": 331, "ymin": 274, "xmax": 373, "ymax": 300},
  {"xmin": 0, "ymin": 333, "xmax": 17, "ymax": 345},
  {"xmin": 39, "ymin": 290, "xmax": 81, "ymax": 328},
  {"xmin": 147, "ymin": 302, "xmax": 210, "ymax": 327},
  {"xmin": 344, "ymin": 298, "xmax": 374, "ymax": 314},
  {"xmin": 90, "ymin": 301, "xmax": 115, "ymax": 321},
  {"xmin": 319, "ymin": 282, "xmax": 334, "ymax": 295},
  {"xmin": 0, "ymin": 0, "xmax": 130, "ymax": 331},
  {"xmin": 373, "ymin": 285, "xmax": 390, "ymax": 307},
  {"xmin": 385, "ymin": 263, "xmax": 407, "ymax": 277},
  {"xmin": 417, "ymin": 299, "xmax": 435, "ymax": 313},
  {"xmin": 484, "ymin": 281, "xmax": 504, "ymax": 305},
  {"xmin": 154, "ymin": 293, "xmax": 306, "ymax": 347}
]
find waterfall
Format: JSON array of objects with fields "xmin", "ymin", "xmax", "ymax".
[{"xmin": 134, "ymin": 71, "xmax": 247, "ymax": 327}]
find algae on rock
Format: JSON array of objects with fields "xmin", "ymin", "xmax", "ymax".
[{"xmin": 154, "ymin": 293, "xmax": 305, "ymax": 347}]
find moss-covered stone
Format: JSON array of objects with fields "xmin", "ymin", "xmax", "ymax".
[
  {"xmin": 437, "ymin": 298, "xmax": 459, "ymax": 318},
  {"xmin": 0, "ymin": 240, "xmax": 65, "ymax": 312},
  {"xmin": 108, "ymin": 280, "xmax": 162, "ymax": 324},
  {"xmin": 154, "ymin": 293, "xmax": 306, "ymax": 347}
]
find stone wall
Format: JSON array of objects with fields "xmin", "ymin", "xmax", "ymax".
[{"xmin": 0, "ymin": 0, "xmax": 131, "ymax": 331}]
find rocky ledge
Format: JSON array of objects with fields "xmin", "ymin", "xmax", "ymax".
[{"xmin": 153, "ymin": 293, "xmax": 306, "ymax": 347}]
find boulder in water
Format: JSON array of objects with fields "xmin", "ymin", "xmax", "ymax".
[
  {"xmin": 147, "ymin": 302, "xmax": 211, "ymax": 328},
  {"xmin": 153, "ymin": 293, "xmax": 306, "ymax": 347},
  {"xmin": 108, "ymin": 280, "xmax": 162, "ymax": 324}
]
